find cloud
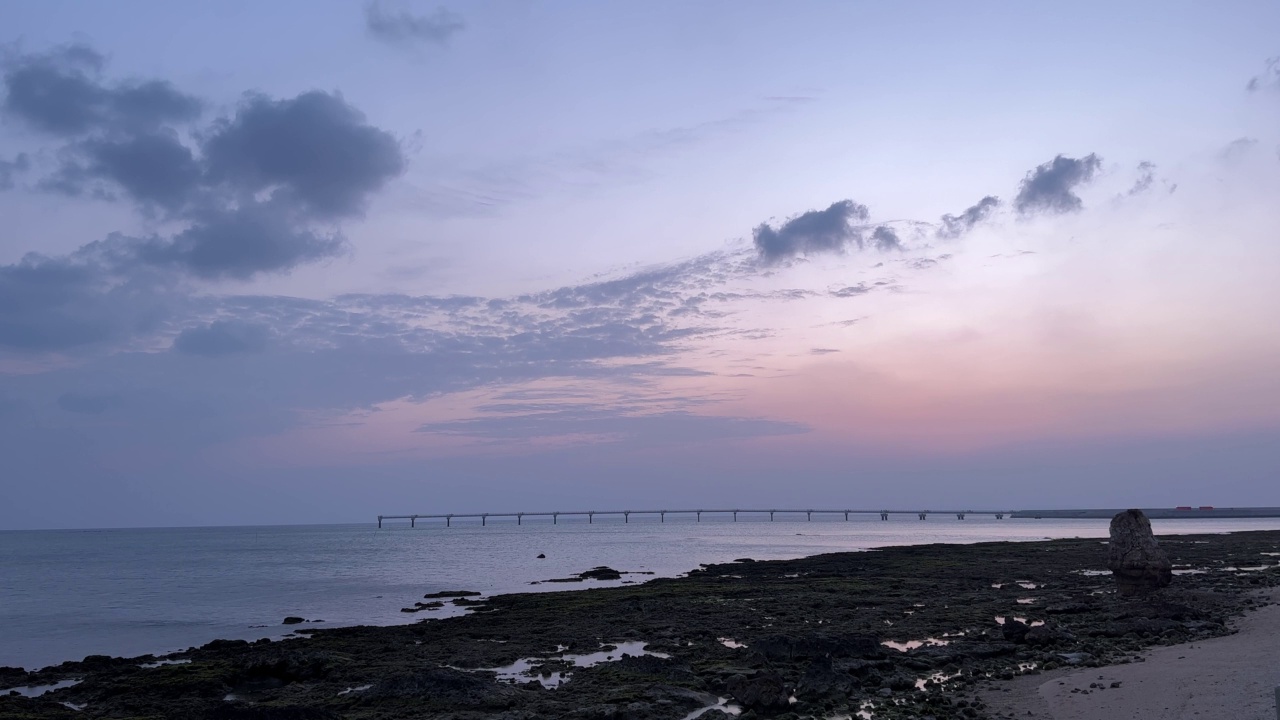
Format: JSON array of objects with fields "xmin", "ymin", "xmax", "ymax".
[
  {"xmin": 1128, "ymin": 161, "xmax": 1156, "ymax": 195},
  {"xmin": 172, "ymin": 321, "xmax": 269, "ymax": 357},
  {"xmin": 364, "ymin": 2, "xmax": 466, "ymax": 46},
  {"xmin": 415, "ymin": 405, "xmax": 808, "ymax": 445},
  {"xmin": 54, "ymin": 130, "xmax": 201, "ymax": 210},
  {"xmin": 752, "ymin": 200, "xmax": 870, "ymax": 262},
  {"xmin": 1014, "ymin": 154, "xmax": 1102, "ymax": 215},
  {"xmin": 141, "ymin": 201, "xmax": 346, "ymax": 279},
  {"xmin": 1221, "ymin": 137, "xmax": 1258, "ymax": 161},
  {"xmin": 0, "ymin": 152, "xmax": 28, "ymax": 190},
  {"xmin": 2, "ymin": 44, "xmax": 202, "ymax": 136},
  {"xmin": 0, "ymin": 45, "xmax": 407, "ymax": 300},
  {"xmin": 0, "ymin": 245, "xmax": 172, "ymax": 351},
  {"xmin": 1246, "ymin": 56, "xmax": 1279, "ymax": 92},
  {"xmin": 871, "ymin": 225, "xmax": 902, "ymax": 252},
  {"xmin": 203, "ymin": 91, "xmax": 406, "ymax": 218},
  {"xmin": 830, "ymin": 284, "xmax": 870, "ymax": 298},
  {"xmin": 938, "ymin": 195, "xmax": 999, "ymax": 239}
]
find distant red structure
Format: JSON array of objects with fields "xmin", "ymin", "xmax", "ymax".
[
  {"xmin": 1199, "ymin": 506, "xmax": 1214, "ymax": 510},
  {"xmin": 1175, "ymin": 506, "xmax": 1193, "ymax": 510}
]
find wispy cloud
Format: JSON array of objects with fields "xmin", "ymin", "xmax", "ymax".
[{"xmin": 364, "ymin": 2, "xmax": 466, "ymax": 47}]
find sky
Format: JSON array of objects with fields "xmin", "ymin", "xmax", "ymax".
[{"xmin": 1, "ymin": 1, "xmax": 1278, "ymax": 529}]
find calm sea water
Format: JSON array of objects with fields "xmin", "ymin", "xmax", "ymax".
[{"xmin": 3, "ymin": 515, "xmax": 1279, "ymax": 670}]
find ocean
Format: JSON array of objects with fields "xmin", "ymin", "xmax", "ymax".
[{"xmin": 4, "ymin": 515, "xmax": 1279, "ymax": 671}]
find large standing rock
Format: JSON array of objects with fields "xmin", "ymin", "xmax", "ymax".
[{"xmin": 1107, "ymin": 509, "xmax": 1172, "ymax": 596}]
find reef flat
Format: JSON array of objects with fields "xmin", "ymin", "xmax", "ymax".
[{"xmin": 3, "ymin": 530, "xmax": 1279, "ymax": 720}]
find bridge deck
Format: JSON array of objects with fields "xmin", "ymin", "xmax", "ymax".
[{"xmin": 375, "ymin": 508, "xmax": 1008, "ymax": 527}]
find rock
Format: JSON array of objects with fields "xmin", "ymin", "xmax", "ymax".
[
  {"xmin": 282, "ymin": 616, "xmax": 306, "ymax": 625},
  {"xmin": 725, "ymin": 671, "xmax": 790, "ymax": 709},
  {"xmin": 1001, "ymin": 618, "xmax": 1030, "ymax": 643},
  {"xmin": 365, "ymin": 667, "xmax": 518, "ymax": 707},
  {"xmin": 1024, "ymin": 623, "xmax": 1072, "ymax": 645},
  {"xmin": 578, "ymin": 566, "xmax": 623, "ymax": 580},
  {"xmin": 0, "ymin": 666, "xmax": 30, "ymax": 688},
  {"xmin": 1106, "ymin": 509, "xmax": 1173, "ymax": 596},
  {"xmin": 422, "ymin": 590, "xmax": 481, "ymax": 599},
  {"xmin": 797, "ymin": 656, "xmax": 851, "ymax": 698},
  {"xmin": 210, "ymin": 704, "xmax": 338, "ymax": 719},
  {"xmin": 752, "ymin": 632, "xmax": 882, "ymax": 660},
  {"xmin": 537, "ymin": 553, "xmax": 546, "ymax": 559}
]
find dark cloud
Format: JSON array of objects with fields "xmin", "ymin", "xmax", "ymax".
[
  {"xmin": 1014, "ymin": 154, "xmax": 1102, "ymax": 215},
  {"xmin": 364, "ymin": 2, "xmax": 466, "ymax": 46},
  {"xmin": 56, "ymin": 391, "xmax": 123, "ymax": 414},
  {"xmin": 56, "ymin": 131, "xmax": 202, "ymax": 210},
  {"xmin": 1, "ymin": 45, "xmax": 405, "ymax": 287},
  {"xmin": 172, "ymin": 321, "xmax": 269, "ymax": 357},
  {"xmin": 938, "ymin": 195, "xmax": 999, "ymax": 239},
  {"xmin": 141, "ymin": 202, "xmax": 346, "ymax": 280},
  {"xmin": 752, "ymin": 200, "xmax": 870, "ymax": 262},
  {"xmin": 2, "ymin": 44, "xmax": 202, "ymax": 136},
  {"xmin": 0, "ymin": 152, "xmax": 29, "ymax": 190},
  {"xmin": 203, "ymin": 91, "xmax": 406, "ymax": 218},
  {"xmin": 871, "ymin": 225, "xmax": 902, "ymax": 252},
  {"xmin": 0, "ymin": 246, "xmax": 170, "ymax": 351}
]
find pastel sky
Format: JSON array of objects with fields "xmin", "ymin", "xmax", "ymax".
[{"xmin": 2, "ymin": 1, "xmax": 1279, "ymax": 529}]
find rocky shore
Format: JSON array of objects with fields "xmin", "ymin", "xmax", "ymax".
[{"xmin": 3, "ymin": 529, "xmax": 1279, "ymax": 720}]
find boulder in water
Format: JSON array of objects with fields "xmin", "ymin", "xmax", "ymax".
[{"xmin": 1107, "ymin": 509, "xmax": 1173, "ymax": 596}]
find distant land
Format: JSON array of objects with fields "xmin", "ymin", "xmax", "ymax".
[{"xmin": 1012, "ymin": 507, "xmax": 1280, "ymax": 519}]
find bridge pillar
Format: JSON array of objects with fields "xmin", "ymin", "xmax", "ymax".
[
  {"xmin": 696, "ymin": 511, "xmax": 701, "ymax": 522},
  {"xmin": 553, "ymin": 513, "xmax": 558, "ymax": 525},
  {"xmin": 733, "ymin": 511, "xmax": 738, "ymax": 522},
  {"xmin": 807, "ymin": 511, "xmax": 812, "ymax": 521},
  {"xmin": 377, "ymin": 515, "xmax": 382, "ymax": 529},
  {"xmin": 880, "ymin": 511, "xmax": 888, "ymax": 521},
  {"xmin": 411, "ymin": 515, "xmax": 416, "ymax": 528},
  {"xmin": 518, "ymin": 513, "xmax": 523, "ymax": 525},
  {"xmin": 996, "ymin": 513, "xmax": 1003, "ymax": 520},
  {"xmin": 446, "ymin": 515, "xmax": 452, "ymax": 528},
  {"xmin": 844, "ymin": 511, "xmax": 849, "ymax": 521},
  {"xmin": 919, "ymin": 513, "xmax": 927, "ymax": 520},
  {"xmin": 770, "ymin": 511, "xmax": 774, "ymax": 521},
  {"xmin": 956, "ymin": 513, "xmax": 965, "ymax": 520},
  {"xmin": 482, "ymin": 514, "xmax": 487, "ymax": 526},
  {"xmin": 589, "ymin": 513, "xmax": 593, "ymax": 524},
  {"xmin": 661, "ymin": 511, "xmax": 665, "ymax": 523},
  {"xmin": 624, "ymin": 512, "xmax": 629, "ymax": 523}
]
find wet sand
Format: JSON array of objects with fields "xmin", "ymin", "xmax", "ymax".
[{"xmin": 983, "ymin": 587, "xmax": 1280, "ymax": 720}]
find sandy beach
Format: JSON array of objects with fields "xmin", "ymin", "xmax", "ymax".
[{"xmin": 984, "ymin": 587, "xmax": 1280, "ymax": 720}]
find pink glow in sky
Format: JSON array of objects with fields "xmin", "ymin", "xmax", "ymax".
[{"xmin": 1, "ymin": 2, "xmax": 1279, "ymax": 528}]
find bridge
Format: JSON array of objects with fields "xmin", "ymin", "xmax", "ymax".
[
  {"xmin": 375, "ymin": 508, "xmax": 1011, "ymax": 528},
  {"xmin": 376, "ymin": 506, "xmax": 1280, "ymax": 527}
]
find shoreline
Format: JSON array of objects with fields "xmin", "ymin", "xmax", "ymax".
[
  {"xmin": 3, "ymin": 529, "xmax": 1279, "ymax": 719},
  {"xmin": 980, "ymin": 586, "xmax": 1280, "ymax": 719},
  {"xmin": 8, "ymin": 518, "xmax": 1280, "ymax": 673}
]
